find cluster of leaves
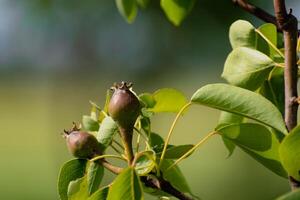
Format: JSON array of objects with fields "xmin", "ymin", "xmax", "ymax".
[
  {"xmin": 58, "ymin": 88, "xmax": 196, "ymax": 199},
  {"xmin": 116, "ymin": 0, "xmax": 196, "ymax": 25},
  {"xmin": 57, "ymin": 17, "xmax": 300, "ymax": 199}
]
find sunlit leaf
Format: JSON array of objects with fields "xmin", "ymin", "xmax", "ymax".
[
  {"xmin": 97, "ymin": 116, "xmax": 118, "ymax": 150},
  {"xmin": 88, "ymin": 186, "xmax": 109, "ymax": 200},
  {"xmin": 116, "ymin": 0, "xmax": 138, "ymax": 23},
  {"xmin": 68, "ymin": 177, "xmax": 89, "ymax": 200},
  {"xmin": 139, "ymin": 93, "xmax": 156, "ymax": 108},
  {"xmin": 58, "ymin": 159, "xmax": 87, "ymax": 200},
  {"xmin": 229, "ymin": 20, "xmax": 256, "ymax": 49},
  {"xmin": 222, "ymin": 47, "xmax": 275, "ymax": 90},
  {"xmin": 87, "ymin": 162, "xmax": 104, "ymax": 195},
  {"xmin": 191, "ymin": 83, "xmax": 287, "ymax": 134},
  {"xmin": 279, "ymin": 125, "xmax": 300, "ymax": 181},
  {"xmin": 135, "ymin": 151, "xmax": 156, "ymax": 176},
  {"xmin": 137, "ymin": 0, "xmax": 149, "ymax": 9},
  {"xmin": 82, "ymin": 115, "xmax": 100, "ymax": 132},
  {"xmin": 160, "ymin": 0, "xmax": 196, "ymax": 26},
  {"xmin": 148, "ymin": 88, "xmax": 187, "ymax": 113},
  {"xmin": 107, "ymin": 167, "xmax": 143, "ymax": 200}
]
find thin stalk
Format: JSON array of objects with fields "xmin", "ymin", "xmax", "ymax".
[
  {"xmin": 119, "ymin": 127, "xmax": 135, "ymax": 165},
  {"xmin": 166, "ymin": 131, "xmax": 217, "ymax": 171},
  {"xmin": 90, "ymin": 154, "xmax": 126, "ymax": 162},
  {"xmin": 274, "ymin": 0, "xmax": 299, "ymax": 190},
  {"xmin": 256, "ymin": 29, "xmax": 285, "ymax": 58},
  {"xmin": 158, "ymin": 102, "xmax": 192, "ymax": 170}
]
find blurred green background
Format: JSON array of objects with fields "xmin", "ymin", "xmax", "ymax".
[{"xmin": 1, "ymin": 0, "xmax": 299, "ymax": 199}]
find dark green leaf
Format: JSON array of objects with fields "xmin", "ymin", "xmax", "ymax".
[
  {"xmin": 149, "ymin": 132, "xmax": 165, "ymax": 153},
  {"xmin": 97, "ymin": 116, "xmax": 118, "ymax": 150},
  {"xmin": 58, "ymin": 159, "xmax": 87, "ymax": 200},
  {"xmin": 88, "ymin": 186, "xmax": 109, "ymax": 200},
  {"xmin": 222, "ymin": 47, "xmax": 275, "ymax": 90},
  {"xmin": 259, "ymin": 67, "xmax": 284, "ymax": 115},
  {"xmin": 276, "ymin": 189, "xmax": 300, "ymax": 200},
  {"xmin": 140, "ymin": 116, "xmax": 151, "ymax": 136},
  {"xmin": 116, "ymin": 0, "xmax": 138, "ymax": 23},
  {"xmin": 107, "ymin": 167, "xmax": 143, "ymax": 200},
  {"xmin": 279, "ymin": 125, "xmax": 300, "ymax": 181},
  {"xmin": 161, "ymin": 160, "xmax": 191, "ymax": 193},
  {"xmin": 87, "ymin": 162, "xmax": 104, "ymax": 195},
  {"xmin": 161, "ymin": 144, "xmax": 194, "ymax": 159},
  {"xmin": 218, "ymin": 123, "xmax": 287, "ymax": 178},
  {"xmin": 82, "ymin": 115, "xmax": 100, "ymax": 132},
  {"xmin": 229, "ymin": 20, "xmax": 256, "ymax": 49},
  {"xmin": 191, "ymin": 83, "xmax": 287, "ymax": 134},
  {"xmin": 160, "ymin": 0, "xmax": 196, "ymax": 26}
]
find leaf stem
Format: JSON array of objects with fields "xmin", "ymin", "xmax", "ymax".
[
  {"xmin": 275, "ymin": 63, "xmax": 285, "ymax": 68},
  {"xmin": 90, "ymin": 154, "xmax": 126, "ymax": 162},
  {"xmin": 255, "ymin": 29, "xmax": 285, "ymax": 58},
  {"xmin": 158, "ymin": 102, "xmax": 192, "ymax": 170},
  {"xmin": 166, "ymin": 131, "xmax": 217, "ymax": 171}
]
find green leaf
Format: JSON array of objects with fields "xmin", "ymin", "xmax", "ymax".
[
  {"xmin": 256, "ymin": 23, "xmax": 277, "ymax": 58},
  {"xmin": 149, "ymin": 132, "xmax": 165, "ymax": 153},
  {"xmin": 160, "ymin": 0, "xmax": 196, "ymax": 26},
  {"xmin": 116, "ymin": 0, "xmax": 138, "ymax": 24},
  {"xmin": 148, "ymin": 88, "xmax": 188, "ymax": 113},
  {"xmin": 161, "ymin": 144, "xmax": 194, "ymax": 159},
  {"xmin": 218, "ymin": 123, "xmax": 287, "ymax": 178},
  {"xmin": 58, "ymin": 159, "xmax": 87, "ymax": 200},
  {"xmin": 276, "ymin": 189, "xmax": 300, "ymax": 200},
  {"xmin": 259, "ymin": 67, "xmax": 284, "ymax": 115},
  {"xmin": 140, "ymin": 116, "xmax": 151, "ymax": 136},
  {"xmin": 87, "ymin": 162, "xmax": 104, "ymax": 195},
  {"xmin": 88, "ymin": 187, "xmax": 109, "ymax": 200},
  {"xmin": 222, "ymin": 47, "xmax": 275, "ymax": 90},
  {"xmin": 191, "ymin": 83, "xmax": 287, "ymax": 134},
  {"xmin": 68, "ymin": 177, "xmax": 89, "ymax": 200},
  {"xmin": 279, "ymin": 125, "xmax": 300, "ymax": 181},
  {"xmin": 139, "ymin": 93, "xmax": 156, "ymax": 108},
  {"xmin": 97, "ymin": 116, "xmax": 118, "ymax": 150},
  {"xmin": 135, "ymin": 151, "xmax": 156, "ymax": 176},
  {"xmin": 217, "ymin": 112, "xmax": 244, "ymax": 157},
  {"xmin": 161, "ymin": 160, "xmax": 191, "ymax": 193},
  {"xmin": 107, "ymin": 167, "xmax": 144, "ymax": 200},
  {"xmin": 229, "ymin": 20, "xmax": 256, "ymax": 49},
  {"xmin": 82, "ymin": 115, "xmax": 100, "ymax": 132},
  {"xmin": 137, "ymin": 0, "xmax": 149, "ymax": 9},
  {"xmin": 217, "ymin": 111, "xmax": 244, "ymax": 129}
]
